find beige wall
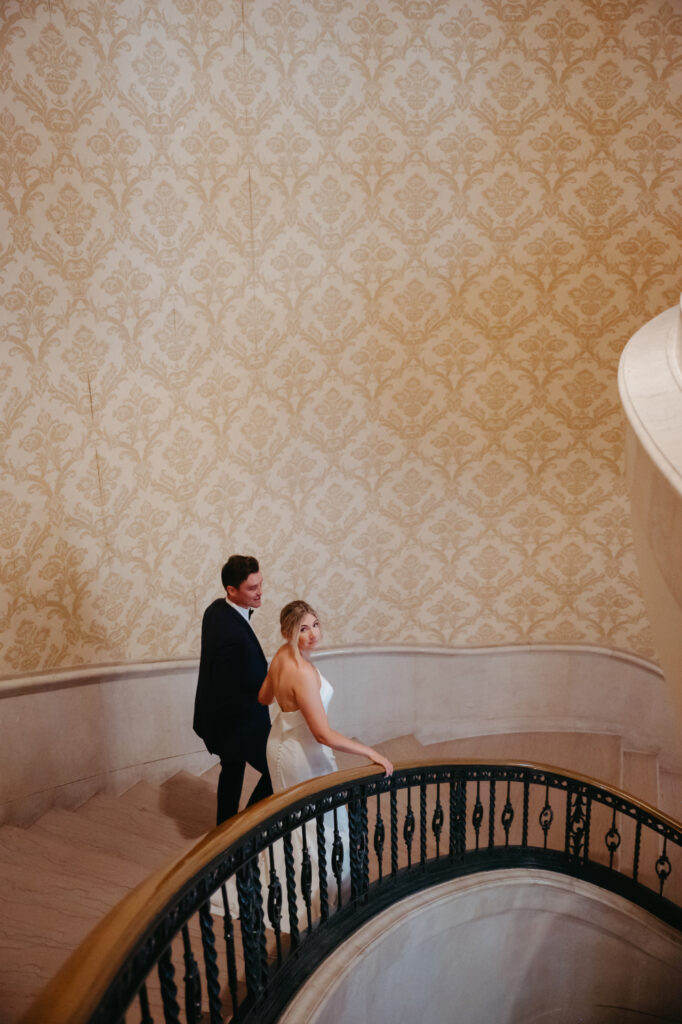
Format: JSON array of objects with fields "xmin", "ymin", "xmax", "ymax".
[
  {"xmin": 3, "ymin": 645, "xmax": 678, "ymax": 825},
  {"xmin": 1, "ymin": 0, "xmax": 681, "ymax": 674}
]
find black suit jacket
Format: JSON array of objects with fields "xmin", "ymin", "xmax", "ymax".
[{"xmin": 193, "ymin": 598, "xmax": 270, "ymax": 756}]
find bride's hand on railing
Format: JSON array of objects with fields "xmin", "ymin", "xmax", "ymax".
[{"xmin": 374, "ymin": 754, "xmax": 393, "ymax": 776}]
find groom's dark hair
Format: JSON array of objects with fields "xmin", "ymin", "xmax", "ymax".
[{"xmin": 221, "ymin": 555, "xmax": 259, "ymax": 590}]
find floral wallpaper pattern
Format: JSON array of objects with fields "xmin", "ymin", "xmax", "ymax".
[{"xmin": 1, "ymin": 0, "xmax": 680, "ymax": 673}]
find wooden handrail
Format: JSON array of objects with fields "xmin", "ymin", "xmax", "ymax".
[{"xmin": 20, "ymin": 758, "xmax": 682, "ymax": 1024}]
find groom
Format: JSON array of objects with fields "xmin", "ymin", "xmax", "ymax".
[{"xmin": 193, "ymin": 555, "xmax": 273, "ymax": 824}]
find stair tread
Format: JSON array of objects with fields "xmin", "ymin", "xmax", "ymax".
[
  {"xmin": 0, "ymin": 859, "xmax": 132, "ymax": 919},
  {"xmin": 334, "ymin": 734, "xmax": 424, "ymax": 770},
  {"xmin": 0, "ymin": 825, "xmax": 149, "ymax": 890},
  {"xmin": 0, "ymin": 896, "xmax": 103, "ymax": 1022},
  {"xmin": 30, "ymin": 809, "xmax": 191, "ymax": 870},
  {"xmin": 416, "ymin": 731, "xmax": 623, "ymax": 788},
  {"xmin": 75, "ymin": 792, "xmax": 201, "ymax": 845},
  {"xmin": 113, "ymin": 778, "xmax": 214, "ymax": 838}
]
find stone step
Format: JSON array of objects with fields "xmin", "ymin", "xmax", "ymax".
[
  {"xmin": 29, "ymin": 808, "xmax": 189, "ymax": 871},
  {"xmin": 416, "ymin": 731, "xmax": 624, "ymax": 790},
  {"xmin": 0, "ymin": 897, "xmax": 99, "ymax": 1024},
  {"xmin": 100, "ymin": 778, "xmax": 213, "ymax": 841},
  {"xmin": 0, "ymin": 824, "xmax": 148, "ymax": 892},
  {"xmin": 75, "ymin": 790, "xmax": 201, "ymax": 849},
  {"xmin": 334, "ymin": 733, "xmax": 424, "ymax": 771},
  {"xmin": 0, "ymin": 858, "xmax": 132, "ymax": 921},
  {"xmin": 157, "ymin": 772, "xmax": 218, "ymax": 835}
]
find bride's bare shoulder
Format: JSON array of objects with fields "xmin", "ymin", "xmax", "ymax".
[
  {"xmin": 279, "ymin": 652, "xmax": 318, "ymax": 690},
  {"xmin": 269, "ymin": 647, "xmax": 307, "ymax": 683}
]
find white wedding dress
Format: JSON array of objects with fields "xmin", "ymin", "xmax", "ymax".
[
  {"xmin": 268, "ymin": 672, "xmax": 341, "ymax": 792},
  {"xmin": 218, "ymin": 672, "xmax": 350, "ymax": 931},
  {"xmin": 264, "ymin": 672, "xmax": 350, "ymax": 928}
]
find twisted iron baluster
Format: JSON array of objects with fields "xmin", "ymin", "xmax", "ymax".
[
  {"xmin": 521, "ymin": 779, "xmax": 529, "ymax": 848},
  {"xmin": 501, "ymin": 779, "xmax": 514, "ymax": 848},
  {"xmin": 448, "ymin": 770, "xmax": 454, "ymax": 860},
  {"xmin": 449, "ymin": 774, "xmax": 465, "ymax": 860},
  {"xmin": 633, "ymin": 820, "xmax": 642, "ymax": 883},
  {"xmin": 390, "ymin": 786, "xmax": 398, "ymax": 876},
  {"xmin": 236, "ymin": 858, "xmax": 267, "ymax": 998},
  {"xmin": 472, "ymin": 780, "xmax": 483, "ymax": 851},
  {"xmin": 331, "ymin": 807, "xmax": 345, "ymax": 908},
  {"xmin": 564, "ymin": 787, "xmax": 572, "ymax": 856},
  {"xmin": 582, "ymin": 793, "xmax": 592, "ymax": 863},
  {"xmin": 267, "ymin": 844, "xmax": 283, "ymax": 960},
  {"xmin": 349, "ymin": 795, "xmax": 361, "ymax": 903},
  {"xmin": 432, "ymin": 782, "xmax": 444, "ymax": 859},
  {"xmin": 419, "ymin": 777, "xmax": 427, "ymax": 866},
  {"xmin": 539, "ymin": 784, "xmax": 553, "ymax": 849},
  {"xmin": 656, "ymin": 838, "xmax": 672, "ymax": 897},
  {"xmin": 359, "ymin": 792, "xmax": 369, "ymax": 899},
  {"xmin": 403, "ymin": 785, "xmax": 415, "ymax": 869},
  {"xmin": 605, "ymin": 807, "xmax": 621, "ymax": 870},
  {"xmin": 300, "ymin": 823, "xmax": 313, "ymax": 930},
  {"xmin": 374, "ymin": 793, "xmax": 386, "ymax": 882},
  {"xmin": 138, "ymin": 983, "xmax": 154, "ymax": 1024},
  {"xmin": 181, "ymin": 924, "xmax": 202, "ymax": 1024},
  {"xmin": 283, "ymin": 831, "xmax": 300, "ymax": 946},
  {"xmin": 198, "ymin": 903, "xmax": 223, "ymax": 1023},
  {"xmin": 220, "ymin": 888, "xmax": 239, "ymax": 1018},
  {"xmin": 349, "ymin": 792, "xmax": 369, "ymax": 903},
  {"xmin": 157, "ymin": 946, "xmax": 181, "ymax": 1024},
  {"xmin": 566, "ymin": 789, "xmax": 586, "ymax": 859},
  {"xmin": 488, "ymin": 779, "xmax": 496, "ymax": 848},
  {"xmin": 316, "ymin": 812, "xmax": 329, "ymax": 921},
  {"xmin": 456, "ymin": 776, "xmax": 467, "ymax": 857}
]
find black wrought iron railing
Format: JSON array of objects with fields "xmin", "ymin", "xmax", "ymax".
[{"xmin": 22, "ymin": 760, "xmax": 682, "ymax": 1024}]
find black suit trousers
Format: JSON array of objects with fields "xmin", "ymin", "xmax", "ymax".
[{"xmin": 215, "ymin": 716, "xmax": 273, "ymax": 825}]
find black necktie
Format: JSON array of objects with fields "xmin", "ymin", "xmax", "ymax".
[{"xmin": 248, "ymin": 609, "xmax": 253, "ymax": 620}]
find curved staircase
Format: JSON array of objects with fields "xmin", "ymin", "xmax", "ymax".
[{"xmin": 1, "ymin": 729, "xmax": 681, "ymax": 1024}]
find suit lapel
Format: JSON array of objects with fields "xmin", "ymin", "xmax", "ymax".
[{"xmin": 224, "ymin": 602, "xmax": 266, "ymax": 659}]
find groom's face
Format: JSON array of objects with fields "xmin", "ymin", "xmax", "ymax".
[{"xmin": 228, "ymin": 571, "xmax": 263, "ymax": 609}]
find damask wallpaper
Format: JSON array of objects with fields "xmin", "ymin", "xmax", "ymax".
[{"xmin": 1, "ymin": 0, "xmax": 680, "ymax": 674}]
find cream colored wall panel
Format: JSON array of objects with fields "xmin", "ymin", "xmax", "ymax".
[
  {"xmin": 619, "ymin": 302, "xmax": 682, "ymax": 722},
  {"xmin": 314, "ymin": 650, "xmax": 418, "ymax": 743},
  {"xmin": 316, "ymin": 646, "xmax": 681, "ymax": 767},
  {"xmin": 1, "ymin": 645, "xmax": 679, "ymax": 825},
  {"xmin": 0, "ymin": 664, "xmax": 213, "ymax": 825}
]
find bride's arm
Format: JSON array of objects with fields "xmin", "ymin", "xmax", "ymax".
[
  {"xmin": 258, "ymin": 667, "xmax": 276, "ymax": 705},
  {"xmin": 296, "ymin": 667, "xmax": 393, "ymax": 776}
]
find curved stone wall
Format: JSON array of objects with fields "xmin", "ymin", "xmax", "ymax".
[
  {"xmin": 619, "ymin": 298, "xmax": 682, "ymax": 723},
  {"xmin": 2, "ymin": 645, "xmax": 678, "ymax": 826}
]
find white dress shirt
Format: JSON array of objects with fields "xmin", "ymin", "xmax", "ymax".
[{"xmin": 227, "ymin": 597, "xmax": 253, "ymax": 626}]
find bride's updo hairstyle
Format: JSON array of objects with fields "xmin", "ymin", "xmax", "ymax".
[{"xmin": 280, "ymin": 600, "xmax": 319, "ymax": 657}]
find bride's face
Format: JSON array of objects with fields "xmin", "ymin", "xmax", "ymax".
[{"xmin": 297, "ymin": 612, "xmax": 321, "ymax": 653}]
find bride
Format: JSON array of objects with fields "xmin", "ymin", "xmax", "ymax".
[
  {"xmin": 259, "ymin": 600, "xmax": 393, "ymax": 787},
  {"xmin": 255, "ymin": 600, "xmax": 393, "ymax": 926}
]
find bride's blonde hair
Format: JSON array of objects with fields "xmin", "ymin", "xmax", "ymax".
[{"xmin": 280, "ymin": 600, "xmax": 319, "ymax": 657}]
